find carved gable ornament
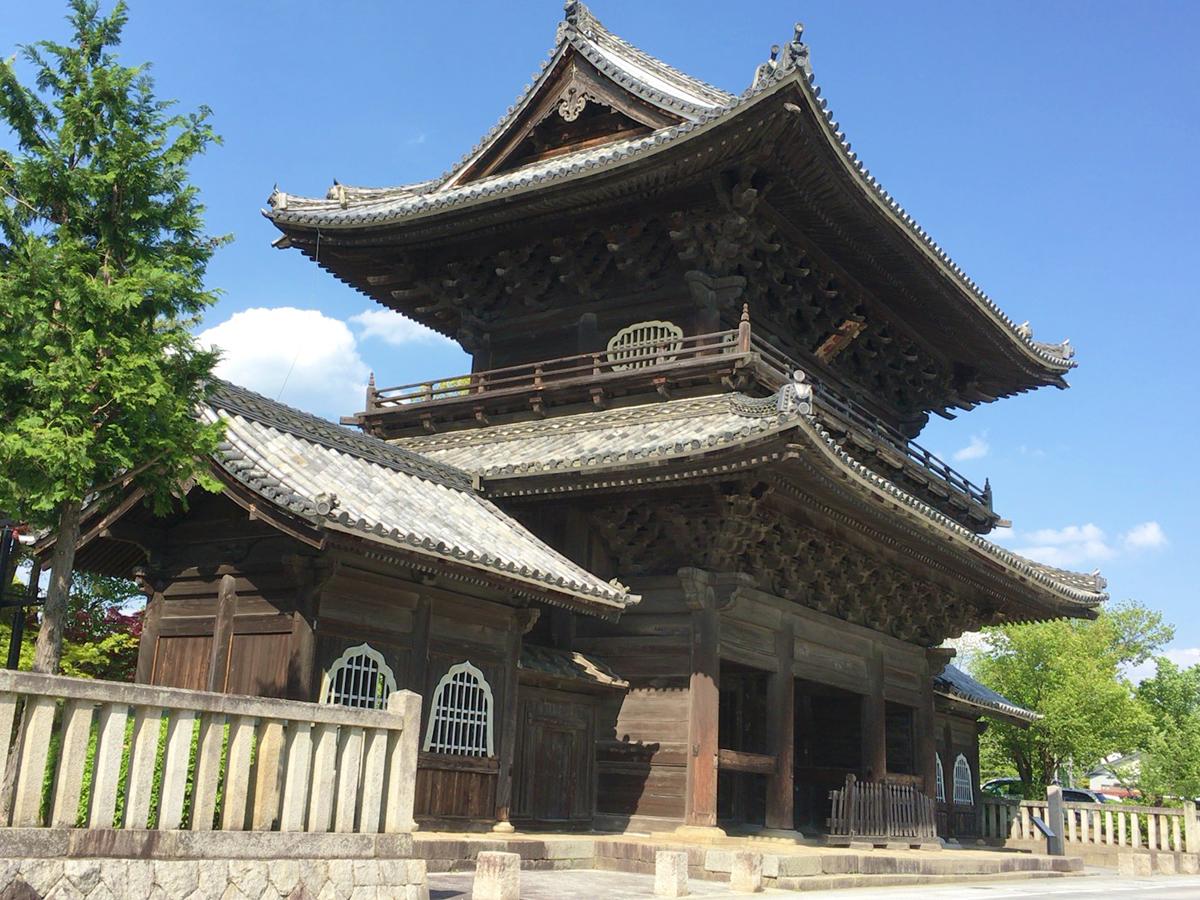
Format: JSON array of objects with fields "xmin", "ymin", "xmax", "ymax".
[{"xmin": 453, "ymin": 50, "xmax": 683, "ymax": 185}]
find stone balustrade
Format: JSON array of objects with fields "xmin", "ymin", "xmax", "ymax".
[
  {"xmin": 980, "ymin": 793, "xmax": 1199, "ymax": 854},
  {"xmin": 0, "ymin": 669, "xmax": 421, "ymax": 835}
]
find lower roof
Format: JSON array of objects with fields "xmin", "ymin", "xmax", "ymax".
[
  {"xmin": 394, "ymin": 383, "xmax": 1106, "ymax": 619},
  {"xmin": 202, "ymin": 380, "xmax": 635, "ymax": 616},
  {"xmin": 935, "ymin": 664, "xmax": 1038, "ymax": 726}
]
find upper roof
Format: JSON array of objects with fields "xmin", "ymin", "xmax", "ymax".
[
  {"xmin": 202, "ymin": 380, "xmax": 634, "ymax": 615},
  {"xmin": 935, "ymin": 664, "xmax": 1039, "ymax": 725},
  {"xmin": 265, "ymin": 3, "xmax": 1076, "ymax": 386},
  {"xmin": 395, "ymin": 383, "xmax": 1107, "ymax": 620}
]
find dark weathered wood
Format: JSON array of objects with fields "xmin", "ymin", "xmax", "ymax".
[
  {"xmin": 863, "ymin": 648, "xmax": 887, "ymax": 782},
  {"xmin": 206, "ymin": 574, "xmax": 238, "ymax": 693},
  {"xmin": 134, "ymin": 592, "xmax": 164, "ymax": 684},
  {"xmin": 682, "ymin": 572, "xmax": 719, "ymax": 827},
  {"xmin": 765, "ymin": 623, "xmax": 795, "ymax": 829},
  {"xmin": 828, "ymin": 774, "xmax": 936, "ymax": 839},
  {"xmin": 717, "ymin": 748, "xmax": 775, "ymax": 775},
  {"xmin": 492, "ymin": 618, "xmax": 524, "ymax": 827}
]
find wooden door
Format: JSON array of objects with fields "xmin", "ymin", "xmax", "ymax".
[{"xmin": 512, "ymin": 687, "xmax": 595, "ymax": 823}]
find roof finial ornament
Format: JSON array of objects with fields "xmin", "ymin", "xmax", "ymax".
[
  {"xmin": 562, "ymin": 0, "xmax": 598, "ymax": 36},
  {"xmin": 786, "ymin": 21, "xmax": 809, "ymax": 68}
]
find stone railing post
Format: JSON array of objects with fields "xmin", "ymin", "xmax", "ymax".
[
  {"xmin": 1185, "ymin": 800, "xmax": 1198, "ymax": 854},
  {"xmin": 1045, "ymin": 786, "xmax": 1065, "ymax": 856},
  {"xmin": 384, "ymin": 689, "xmax": 422, "ymax": 833}
]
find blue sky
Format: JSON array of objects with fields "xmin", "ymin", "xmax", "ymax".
[{"xmin": 4, "ymin": 2, "xmax": 1197, "ymax": 656}]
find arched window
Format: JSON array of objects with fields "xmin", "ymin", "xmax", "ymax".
[
  {"xmin": 935, "ymin": 753, "xmax": 945, "ymax": 802},
  {"xmin": 607, "ymin": 320, "xmax": 683, "ymax": 371},
  {"xmin": 321, "ymin": 643, "xmax": 397, "ymax": 710},
  {"xmin": 423, "ymin": 661, "xmax": 494, "ymax": 757},
  {"xmin": 953, "ymin": 753, "xmax": 974, "ymax": 805}
]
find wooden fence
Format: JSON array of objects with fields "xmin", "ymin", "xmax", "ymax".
[
  {"xmin": 980, "ymin": 794, "xmax": 1199, "ymax": 853},
  {"xmin": 828, "ymin": 774, "xmax": 938, "ymax": 840},
  {"xmin": 0, "ymin": 669, "xmax": 421, "ymax": 834}
]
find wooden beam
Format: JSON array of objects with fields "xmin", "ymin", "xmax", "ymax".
[{"xmin": 717, "ymin": 748, "xmax": 776, "ymax": 776}]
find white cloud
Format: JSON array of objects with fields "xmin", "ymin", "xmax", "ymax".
[
  {"xmin": 1121, "ymin": 521, "xmax": 1167, "ymax": 551},
  {"xmin": 998, "ymin": 522, "xmax": 1115, "ymax": 568},
  {"xmin": 198, "ymin": 307, "xmax": 369, "ymax": 419},
  {"xmin": 952, "ymin": 434, "xmax": 989, "ymax": 462},
  {"xmin": 348, "ymin": 308, "xmax": 451, "ymax": 347},
  {"xmin": 1125, "ymin": 648, "xmax": 1200, "ymax": 683},
  {"xmin": 993, "ymin": 519, "xmax": 1169, "ymax": 569}
]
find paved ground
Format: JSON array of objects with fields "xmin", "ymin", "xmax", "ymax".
[{"xmin": 427, "ymin": 871, "xmax": 1200, "ymax": 899}]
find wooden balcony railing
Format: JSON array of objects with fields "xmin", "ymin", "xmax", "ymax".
[
  {"xmin": 367, "ymin": 326, "xmax": 748, "ymax": 410},
  {"xmin": 358, "ymin": 316, "xmax": 992, "ymax": 515}
]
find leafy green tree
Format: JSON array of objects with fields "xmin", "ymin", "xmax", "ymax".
[
  {"xmin": 0, "ymin": 1, "xmax": 225, "ymax": 672},
  {"xmin": 1136, "ymin": 658, "xmax": 1200, "ymax": 801},
  {"xmin": 2, "ymin": 570, "xmax": 141, "ymax": 679},
  {"xmin": 974, "ymin": 600, "xmax": 1168, "ymax": 795},
  {"xmin": 1137, "ymin": 658, "xmax": 1200, "ymax": 726}
]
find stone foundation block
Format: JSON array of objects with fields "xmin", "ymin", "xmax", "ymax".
[
  {"xmin": 1178, "ymin": 853, "xmax": 1199, "ymax": 875},
  {"xmin": 729, "ymin": 851, "xmax": 763, "ymax": 894},
  {"xmin": 1154, "ymin": 852, "xmax": 1177, "ymax": 875},
  {"xmin": 472, "ymin": 851, "xmax": 520, "ymax": 900},
  {"xmin": 776, "ymin": 856, "xmax": 822, "ymax": 878},
  {"xmin": 1118, "ymin": 852, "xmax": 1152, "ymax": 876},
  {"xmin": 654, "ymin": 850, "xmax": 689, "ymax": 897},
  {"xmin": 702, "ymin": 850, "xmax": 732, "ymax": 873}
]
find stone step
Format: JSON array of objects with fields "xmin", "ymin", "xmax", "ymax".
[{"xmin": 775, "ymin": 869, "xmax": 1077, "ymax": 892}]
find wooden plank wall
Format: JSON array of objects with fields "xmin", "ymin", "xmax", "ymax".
[{"xmin": 578, "ymin": 576, "xmax": 692, "ymax": 829}]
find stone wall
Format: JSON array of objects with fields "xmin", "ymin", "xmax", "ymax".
[{"xmin": 0, "ymin": 830, "xmax": 427, "ymax": 900}]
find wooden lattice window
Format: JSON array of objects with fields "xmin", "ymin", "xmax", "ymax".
[
  {"xmin": 953, "ymin": 753, "xmax": 974, "ymax": 805},
  {"xmin": 422, "ymin": 661, "xmax": 494, "ymax": 757},
  {"xmin": 606, "ymin": 320, "xmax": 683, "ymax": 371},
  {"xmin": 935, "ymin": 753, "xmax": 945, "ymax": 802},
  {"xmin": 321, "ymin": 643, "xmax": 397, "ymax": 710}
]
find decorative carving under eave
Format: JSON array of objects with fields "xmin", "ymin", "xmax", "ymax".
[{"xmin": 589, "ymin": 492, "xmax": 980, "ymax": 646}]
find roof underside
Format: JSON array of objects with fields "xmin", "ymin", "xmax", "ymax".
[{"xmin": 266, "ymin": 3, "xmax": 1077, "ymax": 410}]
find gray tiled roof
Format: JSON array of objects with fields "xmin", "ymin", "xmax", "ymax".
[
  {"xmin": 395, "ymin": 393, "xmax": 790, "ymax": 478},
  {"xmin": 935, "ymin": 664, "xmax": 1039, "ymax": 724},
  {"xmin": 265, "ymin": 4, "xmax": 1074, "ymax": 374},
  {"xmin": 202, "ymin": 381, "xmax": 632, "ymax": 613},
  {"xmin": 395, "ymin": 384, "xmax": 1107, "ymax": 611}
]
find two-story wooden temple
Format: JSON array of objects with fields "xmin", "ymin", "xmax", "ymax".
[{"xmin": 60, "ymin": 3, "xmax": 1103, "ymax": 838}]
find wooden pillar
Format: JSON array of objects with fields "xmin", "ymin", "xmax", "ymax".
[
  {"xmin": 492, "ymin": 609, "xmax": 528, "ymax": 832},
  {"xmin": 134, "ymin": 591, "xmax": 163, "ymax": 684},
  {"xmin": 862, "ymin": 646, "xmax": 887, "ymax": 782},
  {"xmin": 916, "ymin": 653, "xmax": 938, "ymax": 800},
  {"xmin": 765, "ymin": 623, "xmax": 795, "ymax": 830},
  {"xmin": 408, "ymin": 595, "xmax": 432, "ymax": 696},
  {"xmin": 679, "ymin": 568, "xmax": 720, "ymax": 831},
  {"xmin": 206, "ymin": 574, "xmax": 237, "ymax": 693}
]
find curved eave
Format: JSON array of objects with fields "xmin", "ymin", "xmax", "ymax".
[
  {"xmin": 790, "ymin": 411, "xmax": 1104, "ymax": 616},
  {"xmin": 268, "ymin": 67, "xmax": 1074, "ymax": 383},
  {"xmin": 936, "ymin": 690, "xmax": 1039, "ymax": 726},
  {"xmin": 470, "ymin": 402, "xmax": 1104, "ymax": 618}
]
